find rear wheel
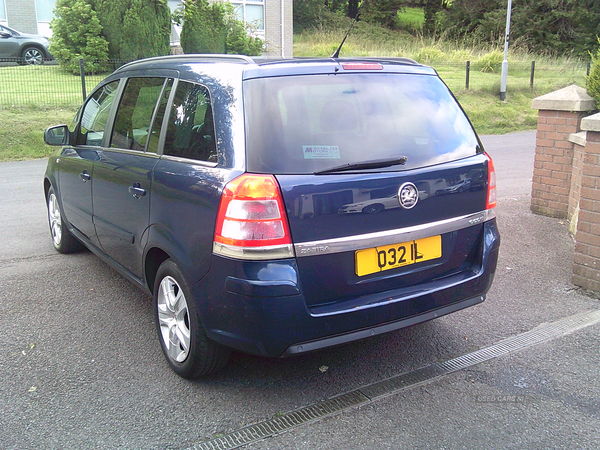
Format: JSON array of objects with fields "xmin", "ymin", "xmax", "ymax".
[
  {"xmin": 22, "ymin": 46, "xmax": 44, "ymax": 65},
  {"xmin": 47, "ymin": 187, "xmax": 82, "ymax": 254},
  {"xmin": 154, "ymin": 260, "xmax": 230, "ymax": 378}
]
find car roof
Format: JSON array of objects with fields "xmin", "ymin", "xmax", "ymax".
[{"xmin": 113, "ymin": 54, "xmax": 437, "ymax": 79}]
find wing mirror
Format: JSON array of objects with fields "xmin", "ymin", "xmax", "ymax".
[{"xmin": 44, "ymin": 125, "xmax": 71, "ymax": 146}]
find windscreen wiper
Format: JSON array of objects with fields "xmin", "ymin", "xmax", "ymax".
[{"xmin": 315, "ymin": 156, "xmax": 408, "ymax": 175}]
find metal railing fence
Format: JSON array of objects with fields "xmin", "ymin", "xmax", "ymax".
[
  {"xmin": 0, "ymin": 58, "xmax": 131, "ymax": 108},
  {"xmin": 0, "ymin": 57, "xmax": 590, "ymax": 108}
]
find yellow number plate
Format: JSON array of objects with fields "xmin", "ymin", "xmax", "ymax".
[{"xmin": 355, "ymin": 235, "xmax": 442, "ymax": 277}]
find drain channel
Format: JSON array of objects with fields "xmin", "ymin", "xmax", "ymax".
[{"xmin": 184, "ymin": 309, "xmax": 600, "ymax": 450}]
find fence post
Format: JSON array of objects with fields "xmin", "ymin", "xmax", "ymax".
[
  {"xmin": 530, "ymin": 61, "xmax": 535, "ymax": 88},
  {"xmin": 465, "ymin": 61, "xmax": 470, "ymax": 90},
  {"xmin": 79, "ymin": 59, "xmax": 87, "ymax": 102}
]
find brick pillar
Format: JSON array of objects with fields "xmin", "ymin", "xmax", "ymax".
[
  {"xmin": 572, "ymin": 113, "xmax": 600, "ymax": 292},
  {"xmin": 530, "ymin": 85, "xmax": 595, "ymax": 219}
]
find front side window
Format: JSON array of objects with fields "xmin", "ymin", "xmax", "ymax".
[
  {"xmin": 110, "ymin": 77, "xmax": 167, "ymax": 151},
  {"xmin": 78, "ymin": 81, "xmax": 119, "ymax": 146},
  {"xmin": 244, "ymin": 73, "xmax": 479, "ymax": 174},
  {"xmin": 163, "ymin": 81, "xmax": 216, "ymax": 162}
]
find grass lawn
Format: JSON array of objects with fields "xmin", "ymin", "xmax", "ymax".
[
  {"xmin": 397, "ymin": 7, "xmax": 424, "ymax": 31},
  {"xmin": 0, "ymin": 107, "xmax": 77, "ymax": 161},
  {"xmin": 0, "ymin": 27, "xmax": 591, "ymax": 161}
]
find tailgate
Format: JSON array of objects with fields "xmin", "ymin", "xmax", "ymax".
[{"xmin": 276, "ymin": 154, "xmax": 491, "ymax": 308}]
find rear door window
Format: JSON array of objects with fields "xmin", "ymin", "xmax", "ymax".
[
  {"xmin": 110, "ymin": 77, "xmax": 168, "ymax": 151},
  {"xmin": 162, "ymin": 81, "xmax": 217, "ymax": 162},
  {"xmin": 244, "ymin": 73, "xmax": 479, "ymax": 174}
]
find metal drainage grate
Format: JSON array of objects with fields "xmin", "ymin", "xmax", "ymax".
[{"xmin": 184, "ymin": 309, "xmax": 600, "ymax": 450}]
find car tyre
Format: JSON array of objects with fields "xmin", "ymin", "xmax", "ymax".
[
  {"xmin": 154, "ymin": 260, "xmax": 230, "ymax": 378},
  {"xmin": 22, "ymin": 46, "xmax": 44, "ymax": 65},
  {"xmin": 47, "ymin": 187, "xmax": 82, "ymax": 254}
]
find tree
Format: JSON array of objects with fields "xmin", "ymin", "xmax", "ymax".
[
  {"xmin": 361, "ymin": 0, "xmax": 404, "ymax": 29},
  {"xmin": 179, "ymin": 0, "xmax": 228, "ymax": 54},
  {"xmin": 49, "ymin": 0, "xmax": 109, "ymax": 74},
  {"xmin": 178, "ymin": 0, "xmax": 262, "ymax": 55},
  {"xmin": 439, "ymin": 0, "xmax": 600, "ymax": 57},
  {"xmin": 587, "ymin": 39, "xmax": 600, "ymax": 109},
  {"xmin": 294, "ymin": 0, "xmax": 329, "ymax": 32},
  {"xmin": 90, "ymin": 0, "xmax": 171, "ymax": 60},
  {"xmin": 120, "ymin": 0, "xmax": 171, "ymax": 60},
  {"xmin": 423, "ymin": 0, "xmax": 444, "ymax": 35}
]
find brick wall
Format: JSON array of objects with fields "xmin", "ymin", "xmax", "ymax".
[
  {"xmin": 531, "ymin": 85, "xmax": 600, "ymax": 292},
  {"xmin": 572, "ymin": 129, "xmax": 600, "ymax": 292},
  {"xmin": 5, "ymin": 0, "xmax": 38, "ymax": 34},
  {"xmin": 531, "ymin": 110, "xmax": 584, "ymax": 219}
]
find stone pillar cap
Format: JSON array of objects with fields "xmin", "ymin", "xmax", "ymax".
[
  {"xmin": 581, "ymin": 112, "xmax": 600, "ymax": 132},
  {"xmin": 531, "ymin": 85, "xmax": 595, "ymax": 112}
]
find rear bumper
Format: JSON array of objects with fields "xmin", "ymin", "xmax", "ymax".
[
  {"xmin": 284, "ymin": 294, "xmax": 484, "ymax": 355},
  {"xmin": 192, "ymin": 219, "xmax": 499, "ymax": 357}
]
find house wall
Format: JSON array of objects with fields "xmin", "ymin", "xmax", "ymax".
[
  {"xmin": 5, "ymin": 0, "xmax": 38, "ymax": 34},
  {"xmin": 264, "ymin": 0, "xmax": 293, "ymax": 57},
  {"xmin": 4, "ymin": 0, "xmax": 293, "ymax": 57}
]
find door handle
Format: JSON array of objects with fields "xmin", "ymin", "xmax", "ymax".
[
  {"xmin": 129, "ymin": 184, "xmax": 147, "ymax": 199},
  {"xmin": 80, "ymin": 171, "xmax": 91, "ymax": 182}
]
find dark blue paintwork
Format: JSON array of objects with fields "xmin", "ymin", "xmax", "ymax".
[
  {"xmin": 44, "ymin": 55, "xmax": 500, "ymax": 365},
  {"xmin": 193, "ymin": 219, "xmax": 498, "ymax": 357}
]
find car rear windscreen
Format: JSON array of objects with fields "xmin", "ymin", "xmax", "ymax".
[{"xmin": 244, "ymin": 73, "xmax": 479, "ymax": 174}]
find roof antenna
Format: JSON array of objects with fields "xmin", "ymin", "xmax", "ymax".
[{"xmin": 331, "ymin": 0, "xmax": 368, "ymax": 59}]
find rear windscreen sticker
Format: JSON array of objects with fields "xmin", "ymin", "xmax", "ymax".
[{"xmin": 303, "ymin": 146, "xmax": 341, "ymax": 159}]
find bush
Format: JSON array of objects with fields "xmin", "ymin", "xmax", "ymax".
[
  {"xmin": 91, "ymin": 0, "xmax": 171, "ymax": 60},
  {"xmin": 414, "ymin": 46, "xmax": 446, "ymax": 63},
  {"xmin": 226, "ymin": 18, "xmax": 263, "ymax": 56},
  {"xmin": 49, "ymin": 0, "xmax": 109, "ymax": 74},
  {"xmin": 119, "ymin": 0, "xmax": 171, "ymax": 60},
  {"xmin": 178, "ymin": 0, "xmax": 263, "ymax": 56},
  {"xmin": 476, "ymin": 50, "xmax": 503, "ymax": 73},
  {"xmin": 293, "ymin": 0, "xmax": 329, "ymax": 32},
  {"xmin": 179, "ymin": 0, "xmax": 228, "ymax": 54},
  {"xmin": 587, "ymin": 41, "xmax": 600, "ymax": 110}
]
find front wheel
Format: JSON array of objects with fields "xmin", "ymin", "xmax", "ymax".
[
  {"xmin": 22, "ymin": 46, "xmax": 45, "ymax": 65},
  {"xmin": 154, "ymin": 260, "xmax": 230, "ymax": 378},
  {"xmin": 47, "ymin": 187, "xmax": 82, "ymax": 254}
]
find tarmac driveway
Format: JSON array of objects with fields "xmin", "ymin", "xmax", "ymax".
[{"xmin": 1, "ymin": 131, "xmax": 599, "ymax": 449}]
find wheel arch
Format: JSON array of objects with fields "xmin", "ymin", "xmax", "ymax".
[
  {"xmin": 22, "ymin": 44, "xmax": 48, "ymax": 58},
  {"xmin": 145, "ymin": 247, "xmax": 171, "ymax": 295},
  {"xmin": 43, "ymin": 177, "xmax": 52, "ymax": 200}
]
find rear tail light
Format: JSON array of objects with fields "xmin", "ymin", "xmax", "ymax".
[
  {"xmin": 213, "ymin": 174, "xmax": 294, "ymax": 260},
  {"xmin": 485, "ymin": 153, "xmax": 497, "ymax": 209}
]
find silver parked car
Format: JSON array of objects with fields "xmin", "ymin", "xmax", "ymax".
[{"xmin": 0, "ymin": 24, "xmax": 52, "ymax": 64}]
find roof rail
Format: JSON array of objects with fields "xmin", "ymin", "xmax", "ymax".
[
  {"xmin": 358, "ymin": 57, "xmax": 420, "ymax": 65},
  {"xmin": 116, "ymin": 54, "xmax": 255, "ymax": 72}
]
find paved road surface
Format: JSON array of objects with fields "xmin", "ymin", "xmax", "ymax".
[{"xmin": 1, "ymin": 131, "xmax": 599, "ymax": 449}]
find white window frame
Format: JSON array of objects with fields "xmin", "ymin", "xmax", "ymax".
[
  {"xmin": 230, "ymin": 0, "xmax": 265, "ymax": 32},
  {"xmin": 0, "ymin": 0, "xmax": 7, "ymax": 22}
]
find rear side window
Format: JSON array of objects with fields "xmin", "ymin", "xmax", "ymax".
[
  {"xmin": 163, "ymin": 81, "xmax": 217, "ymax": 162},
  {"xmin": 244, "ymin": 73, "xmax": 479, "ymax": 174},
  {"xmin": 110, "ymin": 77, "xmax": 167, "ymax": 151},
  {"xmin": 77, "ymin": 81, "xmax": 119, "ymax": 146}
]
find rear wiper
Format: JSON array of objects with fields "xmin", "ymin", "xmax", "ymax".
[{"xmin": 315, "ymin": 156, "xmax": 408, "ymax": 175}]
